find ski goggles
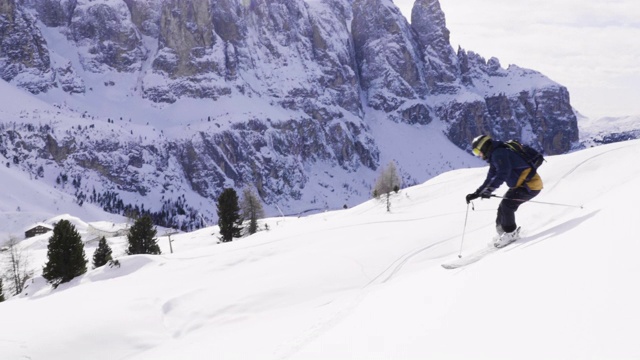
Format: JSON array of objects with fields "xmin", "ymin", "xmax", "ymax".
[{"xmin": 472, "ymin": 147, "xmax": 483, "ymax": 157}]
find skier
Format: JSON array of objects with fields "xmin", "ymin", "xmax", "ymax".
[{"xmin": 465, "ymin": 135, "xmax": 543, "ymax": 247}]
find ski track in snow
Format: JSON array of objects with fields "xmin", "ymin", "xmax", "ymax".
[
  {"xmin": 277, "ymin": 142, "xmax": 640, "ymax": 358},
  {"xmin": 272, "ymin": 142, "xmax": 628, "ymax": 357},
  {"xmin": 273, "ymin": 230, "xmax": 454, "ymax": 358},
  {"xmin": 546, "ymin": 141, "xmax": 636, "ymax": 194}
]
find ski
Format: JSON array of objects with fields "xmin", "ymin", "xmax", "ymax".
[{"xmin": 442, "ymin": 228, "xmax": 521, "ymax": 269}]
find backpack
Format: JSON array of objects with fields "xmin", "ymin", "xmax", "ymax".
[{"xmin": 503, "ymin": 140, "xmax": 545, "ymax": 180}]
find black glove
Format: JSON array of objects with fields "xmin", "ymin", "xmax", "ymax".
[
  {"xmin": 466, "ymin": 191, "xmax": 492, "ymax": 203},
  {"xmin": 465, "ymin": 192, "xmax": 479, "ymax": 204},
  {"xmin": 479, "ymin": 192, "xmax": 491, "ymax": 199}
]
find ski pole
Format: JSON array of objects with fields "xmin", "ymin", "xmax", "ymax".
[
  {"xmin": 458, "ymin": 202, "xmax": 472, "ymax": 258},
  {"xmin": 490, "ymin": 195, "xmax": 583, "ymax": 209}
]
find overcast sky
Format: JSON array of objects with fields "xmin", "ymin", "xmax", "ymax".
[{"xmin": 394, "ymin": 0, "xmax": 640, "ymax": 119}]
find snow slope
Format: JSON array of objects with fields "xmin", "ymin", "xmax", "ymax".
[{"xmin": 1, "ymin": 139, "xmax": 639, "ymax": 360}]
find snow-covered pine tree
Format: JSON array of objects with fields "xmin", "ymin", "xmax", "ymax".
[
  {"xmin": 126, "ymin": 215, "xmax": 161, "ymax": 255},
  {"xmin": 92, "ymin": 236, "xmax": 113, "ymax": 268},
  {"xmin": 0, "ymin": 278, "xmax": 5, "ymax": 302},
  {"xmin": 241, "ymin": 187, "xmax": 265, "ymax": 235},
  {"xmin": 217, "ymin": 188, "xmax": 243, "ymax": 242},
  {"xmin": 42, "ymin": 220, "xmax": 88, "ymax": 288}
]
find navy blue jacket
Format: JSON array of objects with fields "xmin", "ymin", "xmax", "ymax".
[{"xmin": 476, "ymin": 141, "xmax": 533, "ymax": 195}]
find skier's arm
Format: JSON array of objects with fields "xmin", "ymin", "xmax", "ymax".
[
  {"xmin": 475, "ymin": 165, "xmax": 498, "ymax": 195},
  {"xmin": 476, "ymin": 150, "xmax": 510, "ymax": 195}
]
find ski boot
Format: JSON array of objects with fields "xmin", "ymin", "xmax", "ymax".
[{"xmin": 494, "ymin": 227, "xmax": 520, "ymax": 248}]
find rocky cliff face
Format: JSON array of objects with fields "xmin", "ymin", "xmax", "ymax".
[
  {"xmin": 0, "ymin": 0, "xmax": 53, "ymax": 93},
  {"xmin": 438, "ymin": 52, "xmax": 579, "ymax": 154},
  {"xmin": 0, "ymin": 0, "xmax": 579, "ymax": 228},
  {"xmin": 70, "ymin": 0, "xmax": 146, "ymax": 73},
  {"xmin": 412, "ymin": 0, "xmax": 458, "ymax": 94}
]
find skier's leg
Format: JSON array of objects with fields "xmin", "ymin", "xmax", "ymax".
[
  {"xmin": 495, "ymin": 210, "xmax": 505, "ymax": 236},
  {"xmin": 498, "ymin": 187, "xmax": 540, "ymax": 233}
]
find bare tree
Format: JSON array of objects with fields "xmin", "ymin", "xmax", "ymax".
[
  {"xmin": 0, "ymin": 278, "xmax": 5, "ymax": 302},
  {"xmin": 241, "ymin": 187, "xmax": 265, "ymax": 235},
  {"xmin": 373, "ymin": 161, "xmax": 402, "ymax": 212},
  {"xmin": 2, "ymin": 237, "xmax": 33, "ymax": 296}
]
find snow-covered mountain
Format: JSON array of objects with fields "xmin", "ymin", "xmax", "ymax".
[
  {"xmin": 1, "ymin": 138, "xmax": 639, "ymax": 360},
  {"xmin": 1, "ymin": 0, "xmax": 579, "ymax": 227},
  {"xmin": 578, "ymin": 114, "xmax": 640, "ymax": 147}
]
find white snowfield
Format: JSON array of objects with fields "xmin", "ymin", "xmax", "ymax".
[{"xmin": 1, "ymin": 139, "xmax": 639, "ymax": 360}]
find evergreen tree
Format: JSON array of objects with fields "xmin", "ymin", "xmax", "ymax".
[
  {"xmin": 241, "ymin": 187, "xmax": 265, "ymax": 235},
  {"xmin": 217, "ymin": 188, "xmax": 243, "ymax": 242},
  {"xmin": 0, "ymin": 278, "xmax": 5, "ymax": 302},
  {"xmin": 92, "ymin": 236, "xmax": 113, "ymax": 268},
  {"xmin": 126, "ymin": 215, "xmax": 161, "ymax": 255},
  {"xmin": 42, "ymin": 220, "xmax": 88, "ymax": 288}
]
